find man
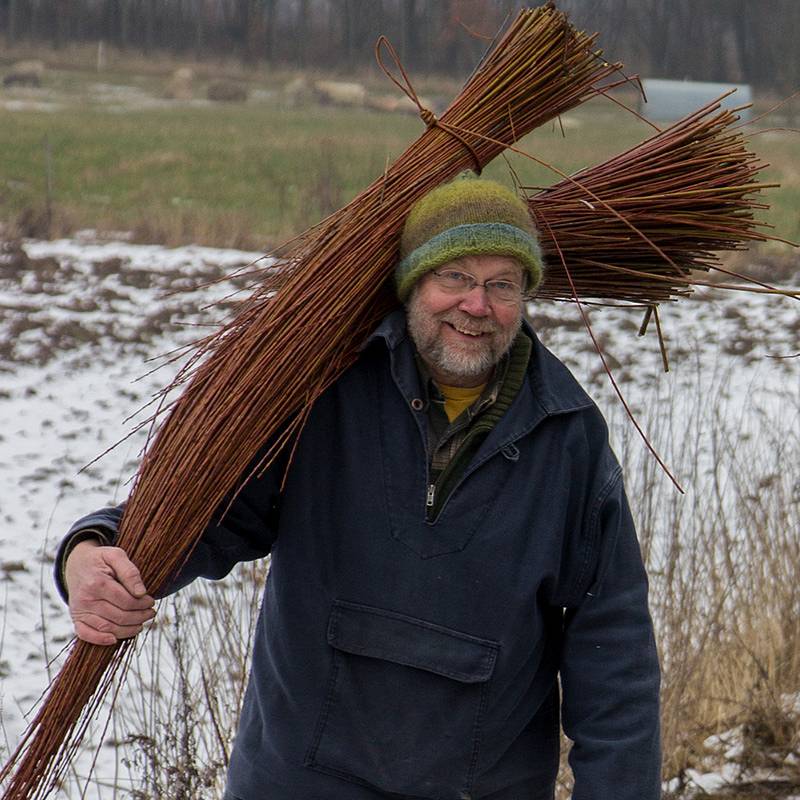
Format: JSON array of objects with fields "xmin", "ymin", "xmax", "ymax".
[{"xmin": 58, "ymin": 177, "xmax": 661, "ymax": 800}]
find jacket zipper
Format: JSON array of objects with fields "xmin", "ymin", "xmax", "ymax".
[{"xmin": 426, "ymin": 484, "xmax": 436, "ymax": 509}]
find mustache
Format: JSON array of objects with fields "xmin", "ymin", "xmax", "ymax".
[{"xmin": 439, "ymin": 312, "xmax": 499, "ymax": 335}]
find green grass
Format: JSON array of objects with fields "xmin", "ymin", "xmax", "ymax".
[
  {"xmin": 0, "ymin": 100, "xmax": 424, "ymax": 248},
  {"xmin": 1, "ymin": 70, "xmax": 798, "ymax": 256}
]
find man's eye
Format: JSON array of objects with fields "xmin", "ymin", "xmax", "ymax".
[
  {"xmin": 488, "ymin": 280, "xmax": 516, "ymax": 292},
  {"xmin": 440, "ymin": 271, "xmax": 471, "ymax": 283}
]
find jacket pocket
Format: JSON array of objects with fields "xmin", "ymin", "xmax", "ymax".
[{"xmin": 306, "ymin": 600, "xmax": 499, "ymax": 800}]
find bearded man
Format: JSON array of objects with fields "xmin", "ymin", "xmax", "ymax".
[{"xmin": 57, "ymin": 177, "xmax": 661, "ymax": 800}]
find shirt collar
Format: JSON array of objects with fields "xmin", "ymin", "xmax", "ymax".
[
  {"xmin": 415, "ymin": 350, "xmax": 507, "ymax": 420},
  {"xmin": 363, "ymin": 308, "xmax": 595, "ymax": 417}
]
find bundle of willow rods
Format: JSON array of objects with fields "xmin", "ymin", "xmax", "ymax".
[
  {"xmin": 527, "ymin": 98, "xmax": 785, "ymax": 304},
  {"xmin": 1, "ymin": 6, "xmax": 627, "ymax": 799}
]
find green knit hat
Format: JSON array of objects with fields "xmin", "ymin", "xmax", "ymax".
[{"xmin": 395, "ymin": 177, "xmax": 544, "ymax": 301}]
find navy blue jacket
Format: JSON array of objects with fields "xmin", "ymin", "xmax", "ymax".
[{"xmin": 59, "ymin": 310, "xmax": 661, "ymax": 800}]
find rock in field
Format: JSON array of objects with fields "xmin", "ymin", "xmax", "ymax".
[
  {"xmin": 3, "ymin": 59, "xmax": 45, "ymax": 88},
  {"xmin": 207, "ymin": 80, "xmax": 249, "ymax": 103}
]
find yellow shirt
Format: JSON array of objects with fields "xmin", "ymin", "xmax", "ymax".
[{"xmin": 436, "ymin": 381, "xmax": 487, "ymax": 423}]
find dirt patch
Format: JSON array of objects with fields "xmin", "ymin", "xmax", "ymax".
[
  {"xmin": 118, "ymin": 267, "xmax": 157, "ymax": 289},
  {"xmin": 0, "ymin": 239, "xmax": 30, "ymax": 275},
  {"xmin": 91, "ymin": 257, "xmax": 124, "ymax": 277},
  {"xmin": 723, "ymin": 333, "xmax": 757, "ymax": 357}
]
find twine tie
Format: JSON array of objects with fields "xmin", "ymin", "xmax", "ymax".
[{"xmin": 375, "ymin": 35, "xmax": 482, "ymax": 175}]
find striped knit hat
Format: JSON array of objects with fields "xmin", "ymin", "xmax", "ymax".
[{"xmin": 395, "ymin": 176, "xmax": 544, "ymax": 301}]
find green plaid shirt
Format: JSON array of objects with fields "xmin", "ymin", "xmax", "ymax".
[
  {"xmin": 415, "ymin": 331, "xmax": 532, "ymax": 520},
  {"xmin": 423, "ymin": 360, "xmax": 509, "ymax": 481}
]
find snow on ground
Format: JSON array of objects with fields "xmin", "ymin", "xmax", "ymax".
[
  {"xmin": 0, "ymin": 237, "xmax": 265, "ymax": 773},
  {"xmin": 0, "ymin": 237, "xmax": 797, "ymax": 796},
  {"xmin": 1, "ymin": 81, "xmax": 276, "ymax": 114},
  {"xmin": 664, "ymin": 692, "xmax": 800, "ymax": 799}
]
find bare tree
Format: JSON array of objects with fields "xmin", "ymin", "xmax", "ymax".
[
  {"xmin": 0, "ymin": 0, "xmax": 796, "ymax": 91},
  {"xmin": 263, "ymin": 0, "xmax": 278, "ymax": 62}
]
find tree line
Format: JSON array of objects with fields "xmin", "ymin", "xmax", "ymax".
[{"xmin": 1, "ymin": 0, "xmax": 797, "ymax": 92}]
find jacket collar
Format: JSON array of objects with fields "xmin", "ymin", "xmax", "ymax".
[{"xmin": 364, "ymin": 309, "xmax": 595, "ymax": 419}]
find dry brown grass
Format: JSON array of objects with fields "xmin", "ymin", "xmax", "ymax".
[
  {"xmin": 635, "ymin": 376, "xmax": 798, "ymax": 797},
  {"xmin": 547, "ymin": 365, "xmax": 800, "ymax": 799}
]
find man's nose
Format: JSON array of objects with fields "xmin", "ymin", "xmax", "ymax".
[{"xmin": 457, "ymin": 285, "xmax": 492, "ymax": 316}]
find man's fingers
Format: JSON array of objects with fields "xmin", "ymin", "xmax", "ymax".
[
  {"xmin": 79, "ymin": 573, "xmax": 154, "ymax": 612},
  {"xmin": 73, "ymin": 621, "xmax": 117, "ymax": 646},
  {"xmin": 73, "ymin": 613, "xmax": 150, "ymax": 646},
  {"xmin": 65, "ymin": 542, "xmax": 156, "ymax": 644},
  {"xmin": 72, "ymin": 600, "xmax": 155, "ymax": 629},
  {"xmin": 100, "ymin": 547, "xmax": 150, "ymax": 598}
]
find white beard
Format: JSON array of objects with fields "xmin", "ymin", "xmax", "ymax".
[{"xmin": 405, "ymin": 290, "xmax": 521, "ymax": 384}]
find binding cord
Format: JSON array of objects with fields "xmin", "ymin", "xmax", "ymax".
[{"xmin": 375, "ymin": 36, "xmax": 483, "ymax": 176}]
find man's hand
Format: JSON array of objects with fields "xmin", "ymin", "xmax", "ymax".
[{"xmin": 64, "ymin": 540, "xmax": 156, "ymax": 646}]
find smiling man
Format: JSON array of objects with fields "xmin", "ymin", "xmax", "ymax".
[
  {"xmin": 405, "ymin": 253, "xmax": 523, "ymax": 386},
  {"xmin": 58, "ymin": 176, "xmax": 661, "ymax": 800}
]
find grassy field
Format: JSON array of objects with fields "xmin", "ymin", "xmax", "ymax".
[{"xmin": 1, "ymin": 59, "xmax": 798, "ymax": 262}]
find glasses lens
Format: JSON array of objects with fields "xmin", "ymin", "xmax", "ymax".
[
  {"xmin": 434, "ymin": 270, "xmax": 473, "ymax": 292},
  {"xmin": 486, "ymin": 281, "xmax": 521, "ymax": 304},
  {"xmin": 432, "ymin": 271, "xmax": 521, "ymax": 303}
]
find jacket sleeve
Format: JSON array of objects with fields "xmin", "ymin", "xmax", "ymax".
[
  {"xmin": 54, "ymin": 446, "xmax": 286, "ymax": 601},
  {"xmin": 559, "ymin": 470, "xmax": 662, "ymax": 800}
]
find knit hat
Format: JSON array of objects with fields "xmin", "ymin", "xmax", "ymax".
[{"xmin": 395, "ymin": 176, "xmax": 544, "ymax": 301}]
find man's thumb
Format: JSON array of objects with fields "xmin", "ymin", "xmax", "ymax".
[{"xmin": 105, "ymin": 548, "xmax": 148, "ymax": 597}]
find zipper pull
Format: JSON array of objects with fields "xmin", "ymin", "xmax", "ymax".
[{"xmin": 426, "ymin": 484, "xmax": 436, "ymax": 508}]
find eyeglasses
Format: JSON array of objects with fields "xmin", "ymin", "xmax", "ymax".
[{"xmin": 430, "ymin": 269, "xmax": 524, "ymax": 305}]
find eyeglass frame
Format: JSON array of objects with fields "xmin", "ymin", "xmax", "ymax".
[{"xmin": 428, "ymin": 267, "xmax": 530, "ymax": 305}]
